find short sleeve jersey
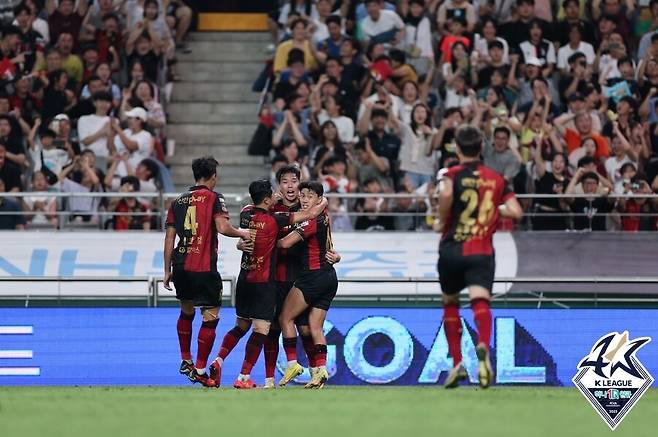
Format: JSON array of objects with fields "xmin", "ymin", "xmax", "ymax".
[
  {"xmin": 166, "ymin": 186, "xmax": 229, "ymax": 273},
  {"xmin": 294, "ymin": 211, "xmax": 333, "ymax": 271},
  {"xmin": 238, "ymin": 205, "xmax": 294, "ymax": 283},
  {"xmin": 440, "ymin": 161, "xmax": 515, "ymax": 256},
  {"xmin": 272, "ymin": 200, "xmax": 302, "ymax": 282}
]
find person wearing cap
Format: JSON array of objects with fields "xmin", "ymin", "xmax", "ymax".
[
  {"xmin": 50, "ymin": 113, "xmax": 80, "ymax": 158},
  {"xmin": 78, "ymin": 90, "xmax": 112, "ymax": 167},
  {"xmin": 109, "ymin": 107, "xmax": 154, "ymax": 180}
]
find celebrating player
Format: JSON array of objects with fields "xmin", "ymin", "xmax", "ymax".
[
  {"xmin": 210, "ymin": 179, "xmax": 328, "ymax": 388},
  {"xmin": 163, "ymin": 156, "xmax": 250, "ymax": 387},
  {"xmin": 278, "ymin": 181, "xmax": 338, "ymax": 389},
  {"xmin": 436, "ymin": 126, "xmax": 523, "ymax": 389}
]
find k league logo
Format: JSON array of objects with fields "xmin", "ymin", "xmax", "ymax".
[{"xmin": 573, "ymin": 331, "xmax": 653, "ymax": 430}]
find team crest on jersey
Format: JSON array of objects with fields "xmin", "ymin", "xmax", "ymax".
[{"xmin": 573, "ymin": 331, "xmax": 653, "ymax": 430}]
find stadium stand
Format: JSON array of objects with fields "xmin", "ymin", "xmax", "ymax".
[{"xmin": 1, "ymin": 0, "xmax": 658, "ymax": 232}]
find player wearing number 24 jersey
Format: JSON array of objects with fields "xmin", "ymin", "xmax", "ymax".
[{"xmin": 436, "ymin": 126, "xmax": 523, "ymax": 390}]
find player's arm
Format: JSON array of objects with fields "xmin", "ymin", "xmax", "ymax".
[
  {"xmin": 289, "ymin": 197, "xmax": 329, "ymax": 223},
  {"xmin": 163, "ymin": 227, "xmax": 176, "ymax": 291},
  {"xmin": 236, "ymin": 238, "xmax": 254, "ymax": 254},
  {"xmin": 436, "ymin": 176, "xmax": 453, "ymax": 232},
  {"xmin": 277, "ymin": 230, "xmax": 303, "ymax": 249},
  {"xmin": 215, "ymin": 215, "xmax": 250, "ymax": 240},
  {"xmin": 326, "ymin": 249, "xmax": 341, "ymax": 264},
  {"xmin": 499, "ymin": 197, "xmax": 523, "ymax": 220}
]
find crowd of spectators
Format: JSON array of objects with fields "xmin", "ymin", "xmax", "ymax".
[
  {"xmin": 256, "ymin": 0, "xmax": 658, "ymax": 231},
  {"xmin": 0, "ymin": 0, "xmax": 193, "ymax": 230}
]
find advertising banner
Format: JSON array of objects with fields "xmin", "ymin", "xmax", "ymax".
[{"xmin": 0, "ymin": 308, "xmax": 656, "ymax": 387}]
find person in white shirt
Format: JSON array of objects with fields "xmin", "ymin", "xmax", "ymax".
[
  {"xmin": 109, "ymin": 107, "xmax": 154, "ymax": 181},
  {"xmin": 557, "ymin": 24, "xmax": 595, "ymax": 72},
  {"xmin": 520, "ymin": 19, "xmax": 556, "ymax": 78},
  {"xmin": 316, "ymin": 94, "xmax": 355, "ymax": 146},
  {"xmin": 360, "ymin": 0, "xmax": 405, "ymax": 45},
  {"xmin": 77, "ymin": 91, "xmax": 112, "ymax": 168}
]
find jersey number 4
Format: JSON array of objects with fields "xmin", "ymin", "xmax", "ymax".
[{"xmin": 184, "ymin": 206, "xmax": 199, "ymax": 235}]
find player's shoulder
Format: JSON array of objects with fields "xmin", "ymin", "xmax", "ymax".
[
  {"xmin": 241, "ymin": 204, "xmax": 255, "ymax": 214},
  {"xmin": 477, "ymin": 163, "xmax": 506, "ymax": 182},
  {"xmin": 443, "ymin": 164, "xmax": 466, "ymax": 179}
]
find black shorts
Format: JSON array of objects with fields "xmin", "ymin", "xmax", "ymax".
[
  {"xmin": 235, "ymin": 274, "xmax": 276, "ymax": 321},
  {"xmin": 172, "ymin": 268, "xmax": 223, "ymax": 307},
  {"xmin": 294, "ymin": 268, "xmax": 338, "ymax": 311},
  {"xmin": 276, "ymin": 281, "xmax": 309, "ymax": 326},
  {"xmin": 437, "ymin": 244, "xmax": 495, "ymax": 295}
]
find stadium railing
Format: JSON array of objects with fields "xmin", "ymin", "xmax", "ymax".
[
  {"xmin": 1, "ymin": 191, "xmax": 658, "ymax": 231},
  {"xmin": 1, "ymin": 276, "xmax": 657, "ymax": 309}
]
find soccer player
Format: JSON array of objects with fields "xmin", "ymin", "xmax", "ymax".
[
  {"xmin": 436, "ymin": 126, "xmax": 523, "ymax": 389},
  {"xmin": 163, "ymin": 156, "xmax": 250, "ymax": 387},
  {"xmin": 211, "ymin": 179, "xmax": 329, "ymax": 388},
  {"xmin": 277, "ymin": 181, "xmax": 338, "ymax": 389}
]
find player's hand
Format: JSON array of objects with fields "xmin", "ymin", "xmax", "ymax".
[
  {"xmin": 238, "ymin": 229, "xmax": 251, "ymax": 241},
  {"xmin": 325, "ymin": 249, "xmax": 341, "ymax": 265},
  {"xmin": 237, "ymin": 238, "xmax": 254, "ymax": 254},
  {"xmin": 163, "ymin": 271, "xmax": 172, "ymax": 290}
]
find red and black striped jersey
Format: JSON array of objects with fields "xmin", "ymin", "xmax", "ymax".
[
  {"xmin": 166, "ymin": 186, "xmax": 229, "ymax": 272},
  {"xmin": 294, "ymin": 211, "xmax": 333, "ymax": 271},
  {"xmin": 239, "ymin": 205, "xmax": 294, "ymax": 283},
  {"xmin": 272, "ymin": 200, "xmax": 302, "ymax": 282},
  {"xmin": 440, "ymin": 161, "xmax": 515, "ymax": 256}
]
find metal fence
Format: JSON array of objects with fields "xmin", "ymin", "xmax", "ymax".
[
  {"xmin": 1, "ymin": 191, "xmax": 658, "ymax": 231},
  {"xmin": 1, "ymin": 276, "xmax": 656, "ymax": 309}
]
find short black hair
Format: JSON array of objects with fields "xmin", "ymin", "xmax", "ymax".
[
  {"xmin": 287, "ymin": 47, "xmax": 305, "ymax": 65},
  {"xmin": 562, "ymin": 0, "xmax": 578, "ymax": 8},
  {"xmin": 120, "ymin": 175, "xmax": 141, "ymax": 192},
  {"xmin": 276, "ymin": 164, "xmax": 301, "ymax": 182},
  {"xmin": 2, "ymin": 25, "xmax": 21, "ymax": 38},
  {"xmin": 493, "ymin": 126, "xmax": 511, "ymax": 137},
  {"xmin": 389, "ymin": 48, "xmax": 406, "ymax": 65},
  {"xmin": 618, "ymin": 56, "xmax": 632, "ymax": 68},
  {"xmin": 13, "ymin": 3, "xmax": 30, "ymax": 16},
  {"xmin": 455, "ymin": 125, "xmax": 483, "ymax": 157},
  {"xmin": 568, "ymin": 51, "xmax": 586, "ymax": 65},
  {"xmin": 326, "ymin": 15, "xmax": 341, "ymax": 27},
  {"xmin": 577, "ymin": 156, "xmax": 595, "ymax": 168},
  {"xmin": 290, "ymin": 18, "xmax": 307, "ymax": 30},
  {"xmin": 102, "ymin": 12, "xmax": 120, "ymax": 22},
  {"xmin": 299, "ymin": 180, "xmax": 324, "ymax": 197},
  {"xmin": 192, "ymin": 156, "xmax": 218, "ymax": 181},
  {"xmin": 139, "ymin": 158, "xmax": 160, "ymax": 179},
  {"xmin": 39, "ymin": 128, "xmax": 56, "ymax": 139},
  {"xmin": 371, "ymin": 108, "xmax": 388, "ymax": 119},
  {"xmin": 620, "ymin": 162, "xmax": 636, "ymax": 174},
  {"xmin": 271, "ymin": 154, "xmax": 287, "ymax": 167},
  {"xmin": 581, "ymin": 171, "xmax": 599, "ymax": 184},
  {"xmin": 249, "ymin": 179, "xmax": 273, "ymax": 205},
  {"xmin": 92, "ymin": 91, "xmax": 113, "ymax": 102},
  {"xmin": 488, "ymin": 40, "xmax": 504, "ymax": 51}
]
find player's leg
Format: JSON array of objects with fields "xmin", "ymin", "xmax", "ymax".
[
  {"xmin": 466, "ymin": 256, "xmax": 495, "ymax": 388},
  {"xmin": 296, "ymin": 312, "xmax": 317, "ymax": 377},
  {"xmin": 210, "ymin": 317, "xmax": 251, "ymax": 386},
  {"xmin": 234, "ymin": 319, "xmax": 270, "ymax": 389},
  {"xmin": 177, "ymin": 300, "xmax": 195, "ymax": 376},
  {"xmin": 305, "ymin": 307, "xmax": 329, "ymax": 388},
  {"xmin": 263, "ymin": 282, "xmax": 289, "ymax": 388},
  {"xmin": 188, "ymin": 306, "xmax": 220, "ymax": 387},
  {"xmin": 438, "ymin": 253, "xmax": 468, "ymax": 389},
  {"xmin": 278, "ymin": 287, "xmax": 309, "ymax": 386}
]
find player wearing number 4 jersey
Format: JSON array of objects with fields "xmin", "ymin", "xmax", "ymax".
[
  {"xmin": 163, "ymin": 156, "xmax": 250, "ymax": 388},
  {"xmin": 436, "ymin": 126, "xmax": 523, "ymax": 390}
]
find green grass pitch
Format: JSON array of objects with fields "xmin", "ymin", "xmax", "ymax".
[{"xmin": 1, "ymin": 386, "xmax": 656, "ymax": 437}]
